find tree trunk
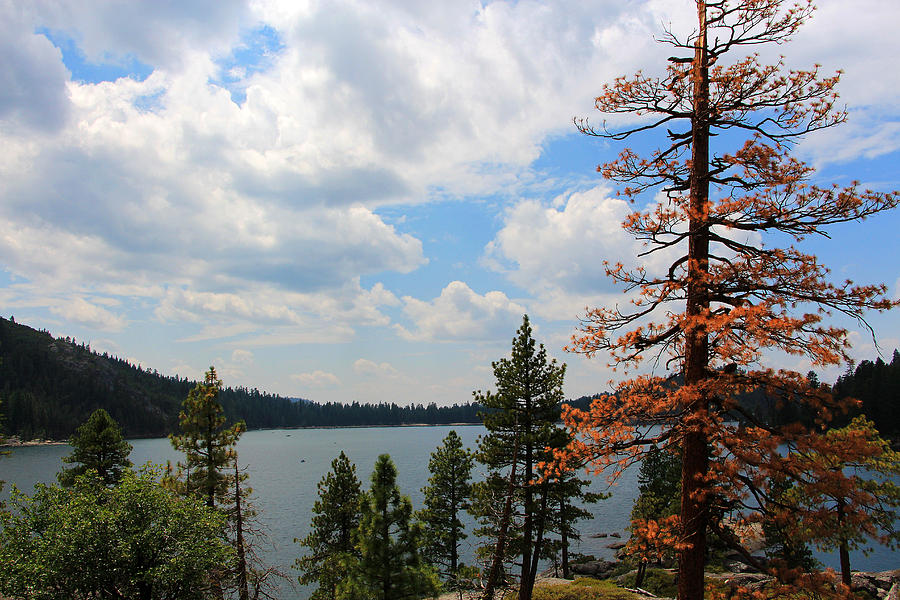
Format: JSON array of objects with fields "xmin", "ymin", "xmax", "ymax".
[
  {"xmin": 482, "ymin": 439, "xmax": 520, "ymax": 600},
  {"xmin": 450, "ymin": 472, "xmax": 458, "ymax": 581},
  {"xmin": 678, "ymin": 3, "xmax": 711, "ymax": 600},
  {"xmin": 635, "ymin": 562, "xmax": 647, "ymax": 589},
  {"xmin": 527, "ymin": 482, "xmax": 550, "ymax": 592},
  {"xmin": 234, "ymin": 460, "xmax": 250, "ymax": 600},
  {"xmin": 837, "ymin": 499, "xmax": 852, "ymax": 586},
  {"xmin": 520, "ymin": 408, "xmax": 534, "ymax": 600},
  {"xmin": 561, "ymin": 497, "xmax": 570, "ymax": 580}
]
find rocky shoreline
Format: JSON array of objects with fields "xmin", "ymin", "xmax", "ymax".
[
  {"xmin": 569, "ymin": 558, "xmax": 900, "ymax": 600},
  {"xmin": 0, "ymin": 436, "xmax": 66, "ymax": 448}
]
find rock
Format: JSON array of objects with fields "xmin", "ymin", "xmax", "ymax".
[
  {"xmin": 606, "ymin": 542, "xmax": 627, "ymax": 550},
  {"xmin": 570, "ymin": 559, "xmax": 618, "ymax": 579},
  {"xmin": 707, "ymin": 572, "xmax": 773, "ymax": 592},
  {"xmin": 590, "ymin": 532, "xmax": 609, "ymax": 538},
  {"xmin": 610, "ymin": 532, "xmax": 622, "ymax": 538},
  {"xmin": 887, "ymin": 582, "xmax": 899, "ymax": 600},
  {"xmin": 852, "ymin": 571, "xmax": 900, "ymax": 598},
  {"xmin": 723, "ymin": 559, "xmax": 763, "ymax": 574}
]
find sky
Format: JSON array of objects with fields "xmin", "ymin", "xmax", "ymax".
[{"xmin": 1, "ymin": 0, "xmax": 899, "ymax": 407}]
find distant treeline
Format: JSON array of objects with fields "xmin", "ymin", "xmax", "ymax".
[
  {"xmin": 0, "ymin": 317, "xmax": 487, "ymax": 440},
  {"xmin": 2, "ymin": 316, "xmax": 895, "ymax": 440},
  {"xmin": 832, "ymin": 350, "xmax": 900, "ymax": 437}
]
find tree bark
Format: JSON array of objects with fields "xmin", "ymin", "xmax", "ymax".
[
  {"xmin": 482, "ymin": 437, "xmax": 520, "ymax": 600},
  {"xmin": 561, "ymin": 497, "xmax": 570, "ymax": 580},
  {"xmin": 520, "ymin": 398, "xmax": 534, "ymax": 600},
  {"xmin": 678, "ymin": 3, "xmax": 712, "ymax": 600},
  {"xmin": 527, "ymin": 482, "xmax": 550, "ymax": 588},
  {"xmin": 837, "ymin": 499, "xmax": 852, "ymax": 586},
  {"xmin": 234, "ymin": 460, "xmax": 250, "ymax": 600}
]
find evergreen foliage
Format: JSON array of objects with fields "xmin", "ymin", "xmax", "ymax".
[
  {"xmin": 471, "ymin": 314, "xmax": 567, "ymax": 600},
  {"xmin": 417, "ymin": 430, "xmax": 474, "ymax": 588},
  {"xmin": 0, "ymin": 467, "xmax": 232, "ymax": 600},
  {"xmin": 542, "ymin": 468, "xmax": 603, "ymax": 580},
  {"xmin": 631, "ymin": 445, "xmax": 682, "ymax": 524},
  {"xmin": 58, "ymin": 407, "xmax": 133, "ymax": 487},
  {"xmin": 833, "ymin": 350, "xmax": 900, "ymax": 436},
  {"xmin": 295, "ymin": 451, "xmax": 364, "ymax": 600},
  {"xmin": 339, "ymin": 454, "xmax": 439, "ymax": 600},
  {"xmin": 788, "ymin": 415, "xmax": 900, "ymax": 585},
  {"xmin": 625, "ymin": 445, "xmax": 682, "ymax": 586},
  {"xmin": 761, "ymin": 475, "xmax": 818, "ymax": 572},
  {"xmin": 170, "ymin": 366, "xmax": 246, "ymax": 509}
]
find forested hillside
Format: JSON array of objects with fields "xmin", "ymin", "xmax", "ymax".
[
  {"xmin": 0, "ymin": 317, "xmax": 482, "ymax": 440},
  {"xmin": 832, "ymin": 350, "xmax": 900, "ymax": 437},
  {"xmin": 2, "ymin": 315, "xmax": 894, "ymax": 441}
]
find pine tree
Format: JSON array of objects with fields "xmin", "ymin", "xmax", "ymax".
[
  {"xmin": 788, "ymin": 416, "xmax": 900, "ymax": 585},
  {"xmin": 339, "ymin": 454, "xmax": 439, "ymax": 600},
  {"xmin": 471, "ymin": 314, "xmax": 566, "ymax": 600},
  {"xmin": 417, "ymin": 430, "xmax": 474, "ymax": 588},
  {"xmin": 543, "ymin": 467, "xmax": 603, "ymax": 580},
  {"xmin": 550, "ymin": 2, "xmax": 899, "ymax": 598},
  {"xmin": 170, "ymin": 366, "xmax": 245, "ymax": 509},
  {"xmin": 626, "ymin": 445, "xmax": 682, "ymax": 587},
  {"xmin": 295, "ymin": 451, "xmax": 364, "ymax": 600},
  {"xmin": 761, "ymin": 474, "xmax": 818, "ymax": 573},
  {"xmin": 58, "ymin": 408, "xmax": 132, "ymax": 487}
]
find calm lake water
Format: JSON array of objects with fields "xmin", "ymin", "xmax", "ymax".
[{"xmin": 1, "ymin": 425, "xmax": 896, "ymax": 599}]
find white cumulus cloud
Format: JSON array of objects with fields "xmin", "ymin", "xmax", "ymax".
[
  {"xmin": 291, "ymin": 370, "xmax": 342, "ymax": 388},
  {"xmin": 395, "ymin": 281, "xmax": 526, "ymax": 342}
]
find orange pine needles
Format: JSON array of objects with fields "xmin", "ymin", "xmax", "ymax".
[{"xmin": 550, "ymin": 2, "xmax": 900, "ymax": 599}]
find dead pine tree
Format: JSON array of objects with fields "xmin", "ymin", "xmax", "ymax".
[{"xmin": 550, "ymin": 2, "xmax": 900, "ymax": 600}]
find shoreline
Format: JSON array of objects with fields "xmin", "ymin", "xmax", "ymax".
[
  {"xmin": 1, "ymin": 436, "xmax": 67, "ymax": 448},
  {"xmin": 0, "ymin": 422, "xmax": 485, "ymax": 448}
]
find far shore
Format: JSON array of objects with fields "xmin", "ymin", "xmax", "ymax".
[
  {"xmin": 0, "ymin": 422, "xmax": 485, "ymax": 448},
  {"xmin": 1, "ymin": 436, "xmax": 67, "ymax": 448}
]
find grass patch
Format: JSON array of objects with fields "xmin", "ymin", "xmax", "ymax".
[
  {"xmin": 620, "ymin": 568, "xmax": 678, "ymax": 598},
  {"xmin": 529, "ymin": 578, "xmax": 642, "ymax": 600}
]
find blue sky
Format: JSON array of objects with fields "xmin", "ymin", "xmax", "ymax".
[{"xmin": 1, "ymin": 0, "xmax": 898, "ymax": 406}]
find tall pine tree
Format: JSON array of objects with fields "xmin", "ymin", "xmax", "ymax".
[
  {"xmin": 417, "ymin": 430, "xmax": 473, "ymax": 589},
  {"xmin": 471, "ymin": 314, "xmax": 565, "ymax": 600},
  {"xmin": 339, "ymin": 454, "xmax": 438, "ymax": 600},
  {"xmin": 552, "ymin": 2, "xmax": 899, "ymax": 598},
  {"xmin": 295, "ymin": 451, "xmax": 363, "ymax": 600},
  {"xmin": 170, "ymin": 366, "xmax": 245, "ymax": 509}
]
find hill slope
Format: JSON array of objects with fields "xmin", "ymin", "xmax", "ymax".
[{"xmin": 0, "ymin": 317, "xmax": 482, "ymax": 439}]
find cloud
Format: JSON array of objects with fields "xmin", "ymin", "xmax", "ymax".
[
  {"xmin": 483, "ymin": 186, "xmax": 653, "ymax": 320},
  {"xmin": 48, "ymin": 296, "xmax": 126, "ymax": 331},
  {"xmin": 395, "ymin": 281, "xmax": 526, "ymax": 342},
  {"xmin": 485, "ymin": 186, "xmax": 634, "ymax": 294},
  {"xmin": 291, "ymin": 370, "xmax": 342, "ymax": 388},
  {"xmin": 29, "ymin": 1, "xmax": 248, "ymax": 72},
  {"xmin": 231, "ymin": 349, "xmax": 253, "ymax": 364},
  {"xmin": 155, "ymin": 280, "xmax": 398, "ymax": 344},
  {"xmin": 0, "ymin": 15, "xmax": 70, "ymax": 132},
  {"xmin": 353, "ymin": 358, "xmax": 402, "ymax": 379},
  {"xmin": 1, "ymin": 0, "xmax": 897, "ymax": 373}
]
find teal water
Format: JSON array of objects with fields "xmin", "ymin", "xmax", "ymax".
[{"xmin": 1, "ymin": 426, "xmax": 896, "ymax": 599}]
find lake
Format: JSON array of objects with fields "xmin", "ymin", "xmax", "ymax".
[{"xmin": 1, "ymin": 425, "xmax": 896, "ymax": 599}]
